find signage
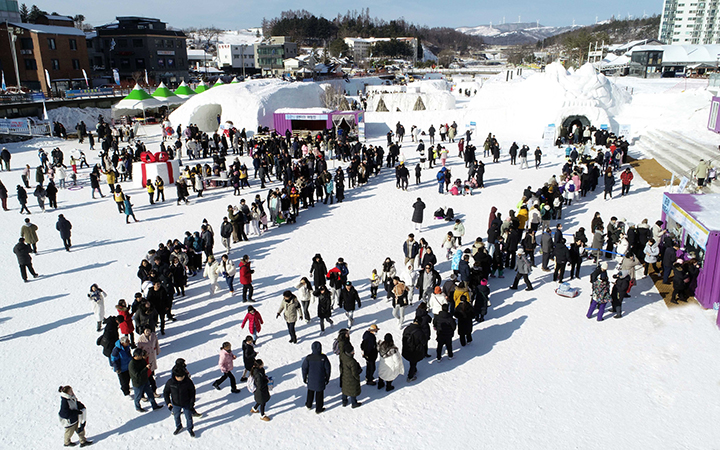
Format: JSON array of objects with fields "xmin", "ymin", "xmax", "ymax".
[
  {"xmin": 618, "ymin": 124, "xmax": 631, "ymax": 138},
  {"xmin": 65, "ymin": 88, "xmax": 115, "ymax": 99},
  {"xmin": 0, "ymin": 118, "xmax": 50, "ymax": 136},
  {"xmin": 677, "ymin": 176, "xmax": 690, "ymax": 193},
  {"xmin": 157, "ymin": 50, "xmax": 175, "ymax": 56},
  {"xmin": 285, "ymin": 114, "xmax": 328, "ymax": 121},
  {"xmin": 542, "ymin": 124, "xmax": 556, "ymax": 150},
  {"xmin": 662, "ymin": 194, "xmax": 710, "ymax": 249}
]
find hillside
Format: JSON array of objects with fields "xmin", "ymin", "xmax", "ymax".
[
  {"xmin": 540, "ymin": 16, "xmax": 661, "ymax": 48},
  {"xmin": 457, "ymin": 22, "xmax": 582, "ymax": 45}
]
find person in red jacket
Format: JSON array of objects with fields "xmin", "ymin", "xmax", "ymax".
[
  {"xmin": 620, "ymin": 168, "xmax": 634, "ymax": 196},
  {"xmin": 116, "ymin": 299, "xmax": 135, "ymax": 347},
  {"xmin": 241, "ymin": 306, "xmax": 263, "ymax": 343},
  {"xmin": 239, "ymin": 254, "xmax": 254, "ymax": 303}
]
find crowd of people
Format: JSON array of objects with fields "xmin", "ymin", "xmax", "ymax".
[{"xmin": 1, "ymin": 113, "xmax": 706, "ymax": 446}]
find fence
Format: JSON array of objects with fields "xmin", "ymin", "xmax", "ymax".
[{"xmin": 0, "ymin": 118, "xmax": 51, "ymax": 136}]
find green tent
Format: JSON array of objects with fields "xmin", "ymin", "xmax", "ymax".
[
  {"xmin": 213, "ymin": 78, "xmax": 225, "ymax": 87},
  {"xmin": 112, "ymin": 84, "xmax": 162, "ymax": 117},
  {"xmin": 152, "ymin": 82, "xmax": 184, "ymax": 105},
  {"xmin": 195, "ymin": 81, "xmax": 209, "ymax": 93},
  {"xmin": 230, "ymin": 77, "xmax": 241, "ymax": 84},
  {"xmin": 174, "ymin": 81, "xmax": 197, "ymax": 98}
]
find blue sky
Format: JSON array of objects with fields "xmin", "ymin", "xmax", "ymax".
[{"xmin": 32, "ymin": 0, "xmax": 662, "ymax": 30}]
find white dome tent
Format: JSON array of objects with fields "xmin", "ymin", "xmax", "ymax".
[{"xmin": 169, "ymin": 79, "xmax": 325, "ymax": 133}]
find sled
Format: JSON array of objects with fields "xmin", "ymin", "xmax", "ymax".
[{"xmin": 555, "ymin": 282, "xmax": 580, "ymax": 298}]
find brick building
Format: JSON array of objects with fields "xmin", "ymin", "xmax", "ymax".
[{"xmin": 0, "ymin": 14, "xmax": 90, "ymax": 95}]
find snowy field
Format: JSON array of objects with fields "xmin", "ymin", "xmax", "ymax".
[{"xmin": 1, "ymin": 70, "xmax": 720, "ymax": 449}]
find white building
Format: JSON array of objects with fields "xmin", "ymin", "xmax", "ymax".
[
  {"xmin": 659, "ymin": 0, "xmax": 720, "ymax": 44},
  {"xmin": 344, "ymin": 37, "xmax": 418, "ymax": 64},
  {"xmin": 217, "ymin": 44, "xmax": 256, "ymax": 70}
]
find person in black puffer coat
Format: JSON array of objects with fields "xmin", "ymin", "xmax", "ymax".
[{"xmin": 414, "ymin": 303, "xmax": 432, "ymax": 358}]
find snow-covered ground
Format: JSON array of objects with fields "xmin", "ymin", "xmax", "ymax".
[{"xmin": 2, "ymin": 69, "xmax": 720, "ymax": 449}]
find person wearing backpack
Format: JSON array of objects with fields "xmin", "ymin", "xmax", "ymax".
[
  {"xmin": 453, "ymin": 296, "xmax": 474, "ymax": 346},
  {"xmin": 402, "ymin": 319, "xmax": 426, "ymax": 381},
  {"xmin": 302, "ymin": 341, "xmax": 331, "ymax": 414},
  {"xmin": 249, "ymin": 359, "xmax": 272, "ymax": 421},
  {"xmin": 433, "ymin": 304, "xmax": 456, "ymax": 361}
]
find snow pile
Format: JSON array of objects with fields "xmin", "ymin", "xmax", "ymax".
[
  {"xmin": 464, "ymin": 62, "xmax": 632, "ymax": 134},
  {"xmin": 169, "ymin": 79, "xmax": 325, "ymax": 132},
  {"xmin": 47, "ymin": 107, "xmax": 111, "ymax": 129},
  {"xmin": 217, "ymin": 29, "xmax": 263, "ymax": 45}
]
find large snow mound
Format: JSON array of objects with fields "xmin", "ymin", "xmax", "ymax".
[
  {"xmin": 169, "ymin": 80, "xmax": 325, "ymax": 132},
  {"xmin": 48, "ymin": 106, "xmax": 111, "ymax": 129},
  {"xmin": 466, "ymin": 62, "xmax": 631, "ymax": 133}
]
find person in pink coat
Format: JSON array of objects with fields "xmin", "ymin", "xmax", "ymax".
[
  {"xmin": 241, "ymin": 306, "xmax": 263, "ymax": 343},
  {"xmin": 212, "ymin": 342, "xmax": 241, "ymax": 393}
]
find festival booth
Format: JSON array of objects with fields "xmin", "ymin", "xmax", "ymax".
[
  {"xmin": 660, "ymin": 193, "xmax": 720, "ymax": 323},
  {"xmin": 132, "ymin": 151, "xmax": 180, "ymax": 189},
  {"xmin": 273, "ymin": 108, "xmax": 364, "ymax": 140}
]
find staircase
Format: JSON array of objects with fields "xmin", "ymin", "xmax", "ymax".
[{"xmin": 630, "ymin": 130, "xmax": 720, "ymax": 194}]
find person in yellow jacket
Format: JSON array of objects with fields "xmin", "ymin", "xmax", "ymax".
[
  {"xmin": 155, "ymin": 176, "xmax": 165, "ymax": 202},
  {"xmin": 517, "ymin": 205, "xmax": 529, "ymax": 230},
  {"xmin": 104, "ymin": 170, "xmax": 116, "ymax": 194},
  {"xmin": 146, "ymin": 179, "xmax": 155, "ymax": 204},
  {"xmin": 453, "ymin": 281, "xmax": 472, "ymax": 307},
  {"xmin": 113, "ymin": 185, "xmax": 125, "ymax": 213}
]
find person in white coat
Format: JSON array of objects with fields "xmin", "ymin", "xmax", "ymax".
[
  {"xmin": 194, "ymin": 173, "xmax": 204, "ymax": 198},
  {"xmin": 203, "ymin": 255, "xmax": 220, "ymax": 296},
  {"xmin": 88, "ymin": 283, "xmax": 106, "ymax": 332},
  {"xmin": 427, "ymin": 286, "xmax": 447, "ymax": 316},
  {"xmin": 217, "ymin": 254, "xmax": 236, "ymax": 295},
  {"xmin": 376, "ymin": 333, "xmax": 404, "ymax": 392},
  {"xmin": 296, "ymin": 277, "xmax": 313, "ymax": 323},
  {"xmin": 643, "ymin": 238, "xmax": 660, "ymax": 276}
]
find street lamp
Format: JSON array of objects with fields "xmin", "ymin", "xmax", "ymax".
[{"xmin": 5, "ymin": 22, "xmax": 23, "ymax": 90}]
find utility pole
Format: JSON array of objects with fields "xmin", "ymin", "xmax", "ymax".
[{"xmin": 6, "ymin": 21, "xmax": 22, "ymax": 90}]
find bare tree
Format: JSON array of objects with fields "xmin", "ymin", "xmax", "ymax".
[{"xmin": 321, "ymin": 82, "xmax": 350, "ymax": 110}]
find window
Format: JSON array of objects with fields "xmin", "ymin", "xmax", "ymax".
[
  {"xmin": 135, "ymin": 58, "xmax": 146, "ymax": 69},
  {"xmin": 48, "ymin": 38, "xmax": 56, "ymax": 50},
  {"xmin": 133, "ymin": 39, "xmax": 143, "ymax": 48},
  {"xmin": 51, "ymin": 59, "xmax": 60, "ymax": 70},
  {"xmin": 72, "ymin": 59, "xmax": 80, "ymax": 70},
  {"xmin": 86, "ymin": 39, "xmax": 93, "ymax": 49},
  {"xmin": 165, "ymin": 40, "xmax": 174, "ymax": 48},
  {"xmin": 155, "ymin": 39, "xmax": 164, "ymax": 48},
  {"xmin": 118, "ymin": 39, "xmax": 128, "ymax": 47},
  {"xmin": 157, "ymin": 57, "xmax": 165, "ymax": 68},
  {"xmin": 69, "ymin": 39, "xmax": 77, "ymax": 50},
  {"xmin": 24, "ymin": 59, "xmax": 37, "ymax": 70},
  {"xmin": 20, "ymin": 38, "xmax": 33, "ymax": 50}
]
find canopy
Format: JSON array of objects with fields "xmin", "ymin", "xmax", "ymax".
[
  {"xmin": 213, "ymin": 78, "xmax": 225, "ymax": 87},
  {"xmin": 152, "ymin": 82, "xmax": 185, "ymax": 105},
  {"xmin": 112, "ymin": 84, "xmax": 163, "ymax": 117},
  {"xmin": 194, "ymin": 81, "xmax": 209, "ymax": 93},
  {"xmin": 173, "ymin": 81, "xmax": 197, "ymax": 98},
  {"xmin": 230, "ymin": 77, "xmax": 241, "ymax": 84}
]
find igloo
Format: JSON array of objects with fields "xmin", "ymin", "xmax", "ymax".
[{"xmin": 169, "ymin": 79, "xmax": 325, "ymax": 133}]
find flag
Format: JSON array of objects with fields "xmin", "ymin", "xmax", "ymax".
[
  {"xmin": 144, "ymin": 69, "xmax": 149, "ymax": 85},
  {"xmin": 110, "ymin": 39, "xmax": 116, "ymax": 51},
  {"xmin": 44, "ymin": 69, "xmax": 52, "ymax": 95},
  {"xmin": 82, "ymin": 69, "xmax": 89, "ymax": 88},
  {"xmin": 1, "ymin": 71, "xmax": 5, "ymax": 91},
  {"xmin": 113, "ymin": 68, "xmax": 120, "ymax": 85},
  {"xmin": 42, "ymin": 100, "xmax": 48, "ymax": 121}
]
